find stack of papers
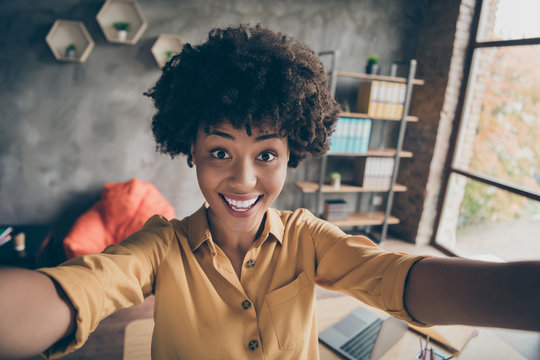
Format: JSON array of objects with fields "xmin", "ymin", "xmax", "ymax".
[{"xmin": 409, "ymin": 324, "xmax": 478, "ymax": 354}]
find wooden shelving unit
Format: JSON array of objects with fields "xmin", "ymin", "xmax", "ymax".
[
  {"xmin": 335, "ymin": 71, "xmax": 425, "ymax": 85},
  {"xmin": 151, "ymin": 34, "xmax": 184, "ymax": 68},
  {"xmin": 96, "ymin": 0, "xmax": 147, "ymax": 45},
  {"xmin": 45, "ymin": 20, "xmax": 95, "ymax": 63},
  {"xmin": 339, "ymin": 111, "xmax": 418, "ymax": 122},
  {"xmin": 327, "ymin": 149, "xmax": 413, "ymax": 158},
  {"xmin": 298, "ymin": 52, "xmax": 422, "ymax": 243},
  {"xmin": 294, "ymin": 181, "xmax": 407, "ymax": 194},
  {"xmin": 330, "ymin": 212, "xmax": 400, "ymax": 227}
]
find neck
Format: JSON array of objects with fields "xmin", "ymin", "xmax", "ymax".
[{"xmin": 206, "ymin": 210, "xmax": 266, "ymax": 251}]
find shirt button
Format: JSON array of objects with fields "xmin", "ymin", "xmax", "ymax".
[
  {"xmin": 248, "ymin": 339, "xmax": 258, "ymax": 351},
  {"xmin": 242, "ymin": 300, "xmax": 251, "ymax": 310},
  {"xmin": 246, "ymin": 259, "xmax": 255, "ymax": 268}
]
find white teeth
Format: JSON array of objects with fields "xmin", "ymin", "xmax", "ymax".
[{"xmin": 223, "ymin": 195, "xmax": 259, "ymax": 211}]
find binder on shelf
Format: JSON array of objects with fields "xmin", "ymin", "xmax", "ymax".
[
  {"xmin": 356, "ymin": 80, "xmax": 406, "ymax": 119},
  {"xmin": 328, "ymin": 117, "xmax": 371, "ymax": 154},
  {"xmin": 322, "ymin": 199, "xmax": 348, "ymax": 221},
  {"xmin": 393, "ymin": 83, "xmax": 406, "ymax": 119},
  {"xmin": 353, "ymin": 157, "xmax": 395, "ymax": 190},
  {"xmin": 0, "ymin": 226, "xmax": 13, "ymax": 246},
  {"xmin": 356, "ymin": 80, "xmax": 380, "ymax": 117}
]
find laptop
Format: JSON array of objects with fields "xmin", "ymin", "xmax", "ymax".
[{"xmin": 319, "ymin": 306, "xmax": 408, "ymax": 360}]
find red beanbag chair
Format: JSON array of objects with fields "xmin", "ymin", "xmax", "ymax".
[{"xmin": 63, "ymin": 178, "xmax": 175, "ymax": 259}]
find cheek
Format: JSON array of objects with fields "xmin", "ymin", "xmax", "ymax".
[
  {"xmin": 195, "ymin": 163, "xmax": 220, "ymax": 193},
  {"xmin": 267, "ymin": 163, "xmax": 288, "ymax": 192}
]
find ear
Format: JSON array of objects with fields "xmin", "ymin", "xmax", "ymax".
[{"xmin": 190, "ymin": 143, "xmax": 196, "ymax": 166}]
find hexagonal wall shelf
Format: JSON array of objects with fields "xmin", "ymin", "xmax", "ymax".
[
  {"xmin": 151, "ymin": 34, "xmax": 184, "ymax": 68},
  {"xmin": 45, "ymin": 20, "xmax": 95, "ymax": 63},
  {"xmin": 97, "ymin": 0, "xmax": 147, "ymax": 45}
]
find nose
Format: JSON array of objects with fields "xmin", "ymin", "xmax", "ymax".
[{"xmin": 229, "ymin": 158, "xmax": 257, "ymax": 190}]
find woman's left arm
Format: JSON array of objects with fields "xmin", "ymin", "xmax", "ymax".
[{"xmin": 404, "ymin": 257, "xmax": 540, "ymax": 331}]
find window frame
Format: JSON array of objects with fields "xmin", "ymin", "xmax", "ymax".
[{"xmin": 431, "ymin": 0, "xmax": 540, "ymax": 254}]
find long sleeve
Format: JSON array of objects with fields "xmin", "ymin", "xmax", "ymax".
[
  {"xmin": 306, "ymin": 211, "xmax": 429, "ymax": 325},
  {"xmin": 36, "ymin": 215, "xmax": 175, "ymax": 358}
]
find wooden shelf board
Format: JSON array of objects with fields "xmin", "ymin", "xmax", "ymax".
[
  {"xmin": 327, "ymin": 212, "xmax": 400, "ymax": 227},
  {"xmin": 340, "ymin": 111, "xmax": 418, "ymax": 122},
  {"xmin": 327, "ymin": 149, "xmax": 413, "ymax": 158},
  {"xmin": 295, "ymin": 181, "xmax": 407, "ymax": 193},
  {"xmin": 335, "ymin": 71, "xmax": 425, "ymax": 85}
]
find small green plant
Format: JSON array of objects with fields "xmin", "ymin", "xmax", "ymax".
[
  {"xmin": 330, "ymin": 172, "xmax": 342, "ymax": 188},
  {"xmin": 166, "ymin": 50, "xmax": 173, "ymax": 59},
  {"xmin": 65, "ymin": 43, "xmax": 76, "ymax": 58},
  {"xmin": 113, "ymin": 21, "xmax": 131, "ymax": 31},
  {"xmin": 366, "ymin": 54, "xmax": 379, "ymax": 74},
  {"xmin": 367, "ymin": 54, "xmax": 379, "ymax": 66}
]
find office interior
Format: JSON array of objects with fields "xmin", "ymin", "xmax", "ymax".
[{"xmin": 0, "ymin": 0, "xmax": 538, "ymax": 359}]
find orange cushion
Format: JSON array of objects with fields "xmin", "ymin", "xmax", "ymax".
[{"xmin": 63, "ymin": 178, "xmax": 175, "ymax": 259}]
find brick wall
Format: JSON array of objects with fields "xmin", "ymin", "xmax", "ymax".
[
  {"xmin": 436, "ymin": 1, "xmax": 498, "ymax": 248},
  {"xmin": 391, "ymin": 0, "xmax": 477, "ymax": 244}
]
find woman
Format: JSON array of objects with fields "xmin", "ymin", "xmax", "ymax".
[{"xmin": 0, "ymin": 24, "xmax": 538, "ymax": 360}]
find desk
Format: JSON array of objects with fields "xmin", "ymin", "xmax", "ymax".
[
  {"xmin": 316, "ymin": 296, "xmax": 526, "ymax": 359},
  {"xmin": 123, "ymin": 295, "xmax": 529, "ymax": 359}
]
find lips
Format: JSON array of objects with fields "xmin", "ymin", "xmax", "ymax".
[{"xmin": 220, "ymin": 194, "xmax": 263, "ymax": 212}]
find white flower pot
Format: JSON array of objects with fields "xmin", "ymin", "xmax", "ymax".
[
  {"xmin": 66, "ymin": 49, "xmax": 76, "ymax": 59},
  {"xmin": 117, "ymin": 30, "xmax": 128, "ymax": 41}
]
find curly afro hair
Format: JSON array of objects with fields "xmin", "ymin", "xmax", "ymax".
[{"xmin": 144, "ymin": 24, "xmax": 340, "ymax": 168}]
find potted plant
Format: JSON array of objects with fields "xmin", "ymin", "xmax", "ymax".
[
  {"xmin": 330, "ymin": 172, "xmax": 342, "ymax": 189},
  {"xmin": 365, "ymin": 54, "xmax": 379, "ymax": 75},
  {"xmin": 65, "ymin": 43, "xmax": 76, "ymax": 59},
  {"xmin": 165, "ymin": 50, "xmax": 174, "ymax": 61},
  {"xmin": 113, "ymin": 21, "xmax": 131, "ymax": 41}
]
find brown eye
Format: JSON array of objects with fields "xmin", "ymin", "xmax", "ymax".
[
  {"xmin": 257, "ymin": 152, "xmax": 276, "ymax": 162},
  {"xmin": 210, "ymin": 149, "xmax": 230, "ymax": 159}
]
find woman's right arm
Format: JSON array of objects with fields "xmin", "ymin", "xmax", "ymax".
[{"xmin": 0, "ymin": 266, "xmax": 76, "ymax": 359}]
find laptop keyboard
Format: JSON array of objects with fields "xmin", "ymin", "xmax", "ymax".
[{"xmin": 340, "ymin": 318, "xmax": 383, "ymax": 360}]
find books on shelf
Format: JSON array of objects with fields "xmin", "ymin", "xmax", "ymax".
[
  {"xmin": 322, "ymin": 199, "xmax": 348, "ymax": 221},
  {"xmin": 0, "ymin": 226, "xmax": 13, "ymax": 246},
  {"xmin": 328, "ymin": 117, "xmax": 372, "ymax": 154},
  {"xmin": 353, "ymin": 157, "xmax": 395, "ymax": 190},
  {"xmin": 356, "ymin": 80, "xmax": 406, "ymax": 119}
]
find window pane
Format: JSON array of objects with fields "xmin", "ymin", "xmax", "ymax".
[
  {"xmin": 437, "ymin": 173, "xmax": 540, "ymax": 261},
  {"xmin": 453, "ymin": 45, "xmax": 540, "ymax": 193},
  {"xmin": 477, "ymin": 0, "xmax": 540, "ymax": 42}
]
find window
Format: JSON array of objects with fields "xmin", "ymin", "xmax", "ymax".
[{"xmin": 434, "ymin": 0, "xmax": 540, "ymax": 261}]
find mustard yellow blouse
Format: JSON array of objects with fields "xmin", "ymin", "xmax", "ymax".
[{"xmin": 38, "ymin": 204, "xmax": 427, "ymax": 359}]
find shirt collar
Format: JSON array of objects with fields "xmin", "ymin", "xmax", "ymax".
[
  {"xmin": 187, "ymin": 203, "xmax": 212, "ymax": 251},
  {"xmin": 187, "ymin": 203, "xmax": 284, "ymax": 251},
  {"xmin": 259, "ymin": 207, "xmax": 284, "ymax": 245}
]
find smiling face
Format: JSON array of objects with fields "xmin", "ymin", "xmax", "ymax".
[{"xmin": 191, "ymin": 122, "xmax": 289, "ymax": 240}]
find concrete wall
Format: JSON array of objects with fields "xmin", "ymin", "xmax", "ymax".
[{"xmin": 0, "ymin": 0, "xmax": 425, "ymax": 232}]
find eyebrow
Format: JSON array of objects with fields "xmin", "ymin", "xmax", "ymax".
[{"xmin": 206, "ymin": 130, "xmax": 282, "ymax": 142}]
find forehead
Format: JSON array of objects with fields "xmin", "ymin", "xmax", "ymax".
[{"xmin": 201, "ymin": 121, "xmax": 282, "ymax": 137}]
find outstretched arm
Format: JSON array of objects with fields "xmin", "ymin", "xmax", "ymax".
[
  {"xmin": 0, "ymin": 267, "xmax": 76, "ymax": 359},
  {"xmin": 404, "ymin": 257, "xmax": 540, "ymax": 331}
]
